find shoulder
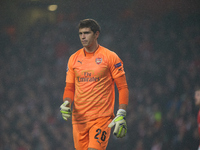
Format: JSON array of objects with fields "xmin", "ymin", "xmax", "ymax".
[
  {"xmin": 99, "ymin": 45, "xmax": 119, "ymax": 58},
  {"xmin": 71, "ymin": 48, "xmax": 83, "ymax": 58},
  {"xmin": 68, "ymin": 48, "xmax": 84, "ymax": 63}
]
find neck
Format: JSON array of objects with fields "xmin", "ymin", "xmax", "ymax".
[{"xmin": 84, "ymin": 41, "xmax": 99, "ymax": 53}]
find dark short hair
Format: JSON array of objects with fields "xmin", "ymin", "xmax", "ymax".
[{"xmin": 78, "ymin": 19, "xmax": 101, "ymax": 33}]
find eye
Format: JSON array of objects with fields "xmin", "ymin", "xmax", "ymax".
[{"xmin": 84, "ymin": 32, "xmax": 90, "ymax": 34}]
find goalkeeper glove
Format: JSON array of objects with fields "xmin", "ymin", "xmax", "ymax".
[
  {"xmin": 60, "ymin": 101, "xmax": 71, "ymax": 121},
  {"xmin": 108, "ymin": 109, "xmax": 127, "ymax": 138}
]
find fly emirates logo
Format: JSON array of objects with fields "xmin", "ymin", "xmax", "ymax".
[{"xmin": 77, "ymin": 71, "xmax": 100, "ymax": 82}]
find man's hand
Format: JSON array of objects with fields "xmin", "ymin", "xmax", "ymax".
[
  {"xmin": 60, "ymin": 101, "xmax": 71, "ymax": 121},
  {"xmin": 108, "ymin": 109, "xmax": 127, "ymax": 138}
]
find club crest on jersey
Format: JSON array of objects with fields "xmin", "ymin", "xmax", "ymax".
[{"xmin": 95, "ymin": 58, "xmax": 102, "ymax": 65}]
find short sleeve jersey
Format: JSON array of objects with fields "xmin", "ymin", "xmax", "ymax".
[{"xmin": 66, "ymin": 45, "xmax": 125, "ymax": 124}]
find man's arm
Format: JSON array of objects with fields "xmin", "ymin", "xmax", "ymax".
[
  {"xmin": 115, "ymin": 75, "xmax": 129, "ymax": 107},
  {"xmin": 60, "ymin": 82, "xmax": 75, "ymax": 121},
  {"xmin": 108, "ymin": 74, "xmax": 129, "ymax": 138},
  {"xmin": 119, "ymin": 104, "xmax": 127, "ymax": 110},
  {"xmin": 63, "ymin": 82, "xmax": 75, "ymax": 103}
]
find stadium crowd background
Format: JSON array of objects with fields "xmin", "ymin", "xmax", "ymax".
[{"xmin": 1, "ymin": 1, "xmax": 200, "ymax": 150}]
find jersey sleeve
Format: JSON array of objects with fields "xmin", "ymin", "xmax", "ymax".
[
  {"xmin": 114, "ymin": 75, "xmax": 129, "ymax": 105},
  {"xmin": 66, "ymin": 55, "xmax": 75, "ymax": 83},
  {"xmin": 63, "ymin": 82, "xmax": 75, "ymax": 102},
  {"xmin": 109, "ymin": 51, "xmax": 125, "ymax": 79}
]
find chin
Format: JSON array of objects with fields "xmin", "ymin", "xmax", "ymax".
[{"xmin": 83, "ymin": 44, "xmax": 89, "ymax": 47}]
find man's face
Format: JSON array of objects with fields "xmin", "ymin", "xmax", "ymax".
[
  {"xmin": 195, "ymin": 90, "xmax": 200, "ymax": 107},
  {"xmin": 79, "ymin": 27, "xmax": 99, "ymax": 48}
]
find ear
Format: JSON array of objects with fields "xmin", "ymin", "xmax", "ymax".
[{"xmin": 95, "ymin": 31, "xmax": 100, "ymax": 39}]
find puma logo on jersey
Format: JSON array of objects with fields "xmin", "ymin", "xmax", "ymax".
[{"xmin": 78, "ymin": 60, "xmax": 82, "ymax": 64}]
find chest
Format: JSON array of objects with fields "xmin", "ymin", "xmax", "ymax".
[{"xmin": 73, "ymin": 56, "xmax": 109, "ymax": 79}]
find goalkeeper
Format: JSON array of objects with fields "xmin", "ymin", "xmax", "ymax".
[{"xmin": 60, "ymin": 19, "xmax": 129, "ymax": 150}]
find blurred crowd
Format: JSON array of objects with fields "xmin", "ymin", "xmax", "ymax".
[{"xmin": 0, "ymin": 10, "xmax": 200, "ymax": 150}]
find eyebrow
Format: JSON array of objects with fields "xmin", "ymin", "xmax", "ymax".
[{"xmin": 79, "ymin": 31, "xmax": 91, "ymax": 34}]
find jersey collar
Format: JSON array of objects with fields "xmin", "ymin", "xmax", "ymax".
[{"xmin": 83, "ymin": 45, "xmax": 100, "ymax": 57}]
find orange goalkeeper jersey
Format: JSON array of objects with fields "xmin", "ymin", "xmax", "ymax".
[{"xmin": 66, "ymin": 45, "xmax": 125, "ymax": 124}]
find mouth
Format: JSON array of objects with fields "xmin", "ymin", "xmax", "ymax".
[{"xmin": 82, "ymin": 40, "xmax": 87, "ymax": 44}]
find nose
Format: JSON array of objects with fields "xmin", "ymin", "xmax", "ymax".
[{"xmin": 81, "ymin": 33, "xmax": 85, "ymax": 39}]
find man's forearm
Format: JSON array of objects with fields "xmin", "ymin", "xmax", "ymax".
[{"xmin": 119, "ymin": 104, "xmax": 127, "ymax": 111}]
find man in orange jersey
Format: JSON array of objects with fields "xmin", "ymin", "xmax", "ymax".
[{"xmin": 60, "ymin": 19, "xmax": 129, "ymax": 150}]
